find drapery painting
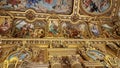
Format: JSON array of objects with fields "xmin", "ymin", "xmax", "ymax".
[
  {"xmin": 0, "ymin": 0, "xmax": 73, "ymax": 14},
  {"xmin": 81, "ymin": 0, "xmax": 111, "ymax": 14}
]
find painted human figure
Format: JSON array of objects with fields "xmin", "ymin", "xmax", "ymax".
[
  {"xmin": 100, "ymin": 0, "xmax": 109, "ymax": 12},
  {"xmin": 91, "ymin": 24, "xmax": 99, "ymax": 36},
  {"xmin": 26, "ymin": 0, "xmax": 39, "ymax": 7},
  {"xmin": 7, "ymin": 0, "xmax": 21, "ymax": 8},
  {"xmin": 49, "ymin": 21, "xmax": 58, "ymax": 35},
  {"xmin": 79, "ymin": 24, "xmax": 86, "ymax": 35},
  {"xmin": 84, "ymin": 0, "xmax": 92, "ymax": 8},
  {"xmin": 78, "ymin": 24, "xmax": 86, "ymax": 38},
  {"xmin": 20, "ymin": 24, "xmax": 28, "ymax": 38},
  {"xmin": 0, "ymin": 18, "xmax": 10, "ymax": 32},
  {"xmin": 62, "ymin": 23, "xmax": 70, "ymax": 38},
  {"xmin": 83, "ymin": 0, "xmax": 96, "ymax": 12},
  {"xmin": 71, "ymin": 27, "xmax": 79, "ymax": 38},
  {"xmin": 44, "ymin": 0, "xmax": 53, "ymax": 4},
  {"xmin": 84, "ymin": 0, "xmax": 109, "ymax": 13},
  {"xmin": 90, "ymin": 0, "xmax": 100, "ymax": 12}
]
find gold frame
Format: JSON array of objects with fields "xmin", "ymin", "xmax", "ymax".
[
  {"xmin": 47, "ymin": 19, "xmax": 61, "ymax": 37},
  {"xmin": 88, "ymin": 21, "xmax": 103, "ymax": 38}
]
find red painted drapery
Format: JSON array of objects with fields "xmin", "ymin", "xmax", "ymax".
[
  {"xmin": 44, "ymin": 0, "xmax": 53, "ymax": 4},
  {"xmin": 7, "ymin": 0, "xmax": 21, "ymax": 5}
]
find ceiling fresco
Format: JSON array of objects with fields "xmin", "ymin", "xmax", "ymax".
[
  {"xmin": 81, "ymin": 0, "xmax": 111, "ymax": 15},
  {"xmin": 0, "ymin": 0, "xmax": 73, "ymax": 14},
  {"xmin": 0, "ymin": 0, "xmax": 119, "ymax": 39}
]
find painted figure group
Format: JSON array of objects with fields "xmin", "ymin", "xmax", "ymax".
[
  {"xmin": 0, "ymin": 18, "xmax": 120, "ymax": 39},
  {"xmin": 0, "ymin": 0, "xmax": 72, "ymax": 14},
  {"xmin": 83, "ymin": 0, "xmax": 110, "ymax": 13}
]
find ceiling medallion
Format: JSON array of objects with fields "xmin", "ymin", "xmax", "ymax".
[
  {"xmin": 71, "ymin": 14, "xmax": 79, "ymax": 23},
  {"xmin": 25, "ymin": 10, "xmax": 36, "ymax": 22}
]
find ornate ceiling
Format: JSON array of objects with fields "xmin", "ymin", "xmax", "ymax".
[
  {"xmin": 0, "ymin": 0, "xmax": 120, "ymax": 39},
  {"xmin": 0, "ymin": 0, "xmax": 120, "ymax": 68}
]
